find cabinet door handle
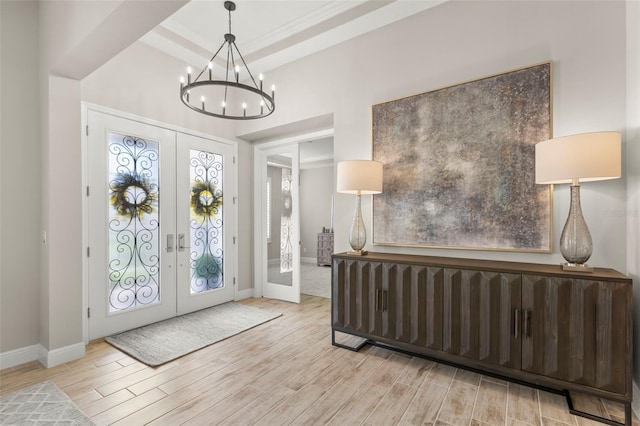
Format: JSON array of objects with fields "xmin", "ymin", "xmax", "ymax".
[
  {"xmin": 514, "ymin": 308, "xmax": 519, "ymax": 339},
  {"xmin": 524, "ymin": 310, "xmax": 531, "ymax": 338},
  {"xmin": 166, "ymin": 234, "xmax": 174, "ymax": 253},
  {"xmin": 382, "ymin": 290, "xmax": 388, "ymax": 312},
  {"xmin": 375, "ymin": 289, "xmax": 380, "ymax": 311}
]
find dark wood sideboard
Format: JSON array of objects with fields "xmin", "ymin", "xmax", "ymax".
[{"xmin": 331, "ymin": 251, "xmax": 633, "ymax": 426}]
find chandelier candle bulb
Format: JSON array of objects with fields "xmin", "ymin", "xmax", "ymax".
[
  {"xmin": 271, "ymin": 84, "xmax": 275, "ymax": 100},
  {"xmin": 235, "ymin": 65, "xmax": 240, "ymax": 83},
  {"xmin": 242, "ymin": 102, "xmax": 247, "ymax": 117},
  {"xmin": 208, "ymin": 62, "xmax": 212, "ymax": 80},
  {"xmin": 221, "ymin": 101, "xmax": 226, "ymax": 116},
  {"xmin": 259, "ymin": 73, "xmax": 263, "ymax": 91},
  {"xmin": 201, "ymin": 96, "xmax": 205, "ymax": 110},
  {"xmin": 187, "ymin": 67, "xmax": 192, "ymax": 85}
]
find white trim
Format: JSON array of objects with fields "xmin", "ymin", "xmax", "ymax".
[
  {"xmin": 160, "ymin": 1, "xmax": 366, "ymax": 59},
  {"xmin": 246, "ymin": 0, "xmax": 448, "ymax": 75},
  {"xmin": 256, "ymin": 129, "xmax": 334, "ymax": 150},
  {"xmin": 0, "ymin": 344, "xmax": 40, "ymax": 369},
  {"xmin": 633, "ymin": 380, "xmax": 640, "ymax": 420},
  {"xmin": 301, "ymin": 257, "xmax": 316, "ymax": 264},
  {"xmin": 232, "ymin": 141, "xmax": 240, "ymax": 304},
  {"xmin": 81, "ymin": 106, "xmax": 89, "ymax": 345},
  {"xmin": 82, "ymin": 103, "xmax": 238, "ymax": 148},
  {"xmin": 235, "ymin": 288, "xmax": 254, "ymax": 300},
  {"xmin": 253, "ymin": 128, "xmax": 334, "ymax": 301},
  {"xmin": 81, "ymin": 102, "xmax": 239, "ymax": 341},
  {"xmin": 38, "ymin": 343, "xmax": 85, "ymax": 368}
]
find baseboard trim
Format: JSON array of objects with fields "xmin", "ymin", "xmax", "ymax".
[
  {"xmin": 633, "ymin": 380, "xmax": 640, "ymax": 420},
  {"xmin": 0, "ymin": 344, "xmax": 40, "ymax": 370},
  {"xmin": 38, "ymin": 342, "xmax": 85, "ymax": 368},
  {"xmin": 236, "ymin": 288, "xmax": 254, "ymax": 300}
]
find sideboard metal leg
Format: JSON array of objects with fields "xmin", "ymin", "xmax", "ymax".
[
  {"xmin": 566, "ymin": 392, "xmax": 630, "ymax": 426},
  {"xmin": 331, "ymin": 329, "xmax": 368, "ymax": 352}
]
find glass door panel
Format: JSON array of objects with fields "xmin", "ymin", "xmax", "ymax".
[
  {"xmin": 107, "ymin": 133, "xmax": 161, "ymax": 312},
  {"xmin": 88, "ymin": 111, "xmax": 177, "ymax": 340},
  {"xmin": 189, "ymin": 149, "xmax": 224, "ymax": 294},
  {"xmin": 176, "ymin": 133, "xmax": 235, "ymax": 314},
  {"xmin": 263, "ymin": 145, "xmax": 300, "ymax": 303}
]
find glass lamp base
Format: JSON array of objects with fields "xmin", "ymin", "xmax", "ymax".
[
  {"xmin": 561, "ymin": 262, "xmax": 594, "ymax": 272},
  {"xmin": 347, "ymin": 250, "xmax": 368, "ymax": 256}
]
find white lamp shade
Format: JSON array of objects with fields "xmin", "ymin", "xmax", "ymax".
[
  {"xmin": 535, "ymin": 131, "xmax": 621, "ymax": 184},
  {"xmin": 337, "ymin": 160, "xmax": 383, "ymax": 194}
]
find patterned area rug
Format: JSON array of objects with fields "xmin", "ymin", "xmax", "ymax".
[
  {"xmin": 0, "ymin": 381, "xmax": 93, "ymax": 425},
  {"xmin": 106, "ymin": 302, "xmax": 281, "ymax": 367}
]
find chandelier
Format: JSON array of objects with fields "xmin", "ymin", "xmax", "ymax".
[{"xmin": 179, "ymin": 1, "xmax": 275, "ymax": 120}]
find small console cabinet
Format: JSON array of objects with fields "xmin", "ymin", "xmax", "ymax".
[
  {"xmin": 317, "ymin": 233, "xmax": 334, "ymax": 266},
  {"xmin": 331, "ymin": 252, "xmax": 633, "ymax": 426}
]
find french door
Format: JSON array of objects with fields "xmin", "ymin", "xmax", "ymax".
[
  {"xmin": 87, "ymin": 110, "xmax": 235, "ymax": 339},
  {"xmin": 260, "ymin": 144, "xmax": 300, "ymax": 303}
]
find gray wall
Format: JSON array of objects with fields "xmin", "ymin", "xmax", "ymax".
[
  {"xmin": 0, "ymin": 1, "xmax": 41, "ymax": 353},
  {"xmin": 627, "ymin": 0, "xmax": 640, "ymax": 386},
  {"xmin": 300, "ymin": 167, "xmax": 333, "ymax": 260},
  {"xmin": 236, "ymin": 0, "xmax": 628, "ymax": 271}
]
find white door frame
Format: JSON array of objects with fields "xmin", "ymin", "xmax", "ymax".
[
  {"xmin": 81, "ymin": 103, "xmax": 239, "ymax": 344},
  {"xmin": 253, "ymin": 129, "xmax": 334, "ymax": 299}
]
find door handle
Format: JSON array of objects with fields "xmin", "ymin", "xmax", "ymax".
[
  {"xmin": 166, "ymin": 234, "xmax": 174, "ymax": 253},
  {"xmin": 178, "ymin": 234, "xmax": 190, "ymax": 251},
  {"xmin": 375, "ymin": 289, "xmax": 380, "ymax": 311},
  {"xmin": 514, "ymin": 308, "xmax": 519, "ymax": 339}
]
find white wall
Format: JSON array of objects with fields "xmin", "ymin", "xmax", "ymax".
[
  {"xmin": 236, "ymin": 0, "xmax": 628, "ymax": 273},
  {"xmin": 300, "ymin": 167, "xmax": 333, "ymax": 259},
  {"xmin": 0, "ymin": 0, "xmax": 187, "ymax": 363},
  {"xmin": 0, "ymin": 1, "xmax": 41, "ymax": 353},
  {"xmin": 627, "ymin": 0, "xmax": 640, "ymax": 385},
  {"xmin": 81, "ymin": 41, "xmax": 236, "ymax": 140}
]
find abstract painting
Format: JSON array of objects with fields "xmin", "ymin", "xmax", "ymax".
[{"xmin": 372, "ymin": 63, "xmax": 552, "ymax": 251}]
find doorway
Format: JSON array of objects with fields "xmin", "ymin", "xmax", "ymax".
[
  {"xmin": 85, "ymin": 108, "xmax": 236, "ymax": 339},
  {"xmin": 253, "ymin": 129, "xmax": 333, "ymax": 302}
]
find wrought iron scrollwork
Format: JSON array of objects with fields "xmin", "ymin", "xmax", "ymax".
[
  {"xmin": 189, "ymin": 149, "xmax": 224, "ymax": 293},
  {"xmin": 280, "ymin": 168, "xmax": 293, "ymax": 273},
  {"xmin": 108, "ymin": 134, "xmax": 160, "ymax": 312}
]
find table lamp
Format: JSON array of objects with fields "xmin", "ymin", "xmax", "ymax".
[
  {"xmin": 337, "ymin": 160, "xmax": 383, "ymax": 255},
  {"xmin": 535, "ymin": 131, "xmax": 621, "ymax": 271}
]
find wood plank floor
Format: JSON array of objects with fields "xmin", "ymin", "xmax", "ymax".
[{"xmin": 0, "ymin": 295, "xmax": 636, "ymax": 425}]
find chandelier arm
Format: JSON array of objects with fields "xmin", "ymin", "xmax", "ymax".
[
  {"xmin": 194, "ymin": 40, "xmax": 227, "ymax": 82},
  {"xmin": 223, "ymin": 42, "xmax": 232, "ymax": 107},
  {"xmin": 230, "ymin": 43, "xmax": 238, "ymax": 82},
  {"xmin": 231, "ymin": 41, "xmax": 259, "ymax": 89},
  {"xmin": 231, "ymin": 42, "xmax": 273, "ymax": 112}
]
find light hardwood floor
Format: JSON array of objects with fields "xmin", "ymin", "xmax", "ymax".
[{"xmin": 0, "ymin": 295, "xmax": 635, "ymax": 425}]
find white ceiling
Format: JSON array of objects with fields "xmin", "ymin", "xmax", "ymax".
[{"xmin": 141, "ymin": 0, "xmax": 448, "ymax": 78}]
